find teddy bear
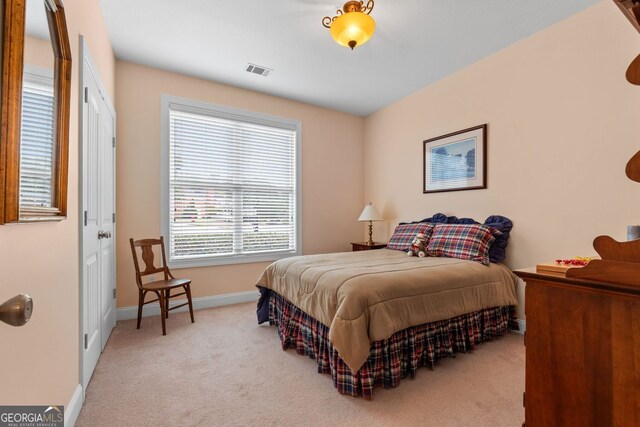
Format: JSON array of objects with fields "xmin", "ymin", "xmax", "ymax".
[{"xmin": 407, "ymin": 232, "xmax": 427, "ymax": 257}]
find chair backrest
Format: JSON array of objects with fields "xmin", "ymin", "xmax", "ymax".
[{"xmin": 129, "ymin": 236, "xmax": 170, "ymax": 288}]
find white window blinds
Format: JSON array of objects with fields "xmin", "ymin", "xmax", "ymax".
[
  {"xmin": 165, "ymin": 98, "xmax": 300, "ymax": 266},
  {"xmin": 20, "ymin": 73, "xmax": 55, "ymax": 208}
]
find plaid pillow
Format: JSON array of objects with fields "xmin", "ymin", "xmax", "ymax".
[
  {"xmin": 387, "ymin": 223, "xmax": 434, "ymax": 251},
  {"xmin": 426, "ymin": 224, "xmax": 498, "ymax": 265}
]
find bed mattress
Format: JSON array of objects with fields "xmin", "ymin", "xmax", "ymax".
[{"xmin": 256, "ymin": 249, "xmax": 518, "ymax": 372}]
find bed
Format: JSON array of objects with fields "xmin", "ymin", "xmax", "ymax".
[{"xmin": 256, "ymin": 214, "xmax": 519, "ymax": 398}]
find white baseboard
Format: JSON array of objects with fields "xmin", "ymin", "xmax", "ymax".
[
  {"xmin": 116, "ymin": 290, "xmax": 259, "ymax": 321},
  {"xmin": 65, "ymin": 384, "xmax": 83, "ymax": 427},
  {"xmin": 516, "ymin": 319, "xmax": 526, "ymax": 334}
]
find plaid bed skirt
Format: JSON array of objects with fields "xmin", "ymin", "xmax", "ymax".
[{"xmin": 266, "ymin": 290, "xmax": 517, "ymax": 399}]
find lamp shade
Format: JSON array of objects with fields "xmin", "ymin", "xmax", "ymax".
[
  {"xmin": 330, "ymin": 11, "xmax": 376, "ymax": 50},
  {"xmin": 358, "ymin": 203, "xmax": 383, "ymax": 222}
]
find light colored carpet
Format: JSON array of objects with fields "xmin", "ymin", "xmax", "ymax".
[{"xmin": 77, "ymin": 302, "xmax": 524, "ymax": 427}]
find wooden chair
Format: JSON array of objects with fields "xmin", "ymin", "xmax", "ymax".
[{"xmin": 129, "ymin": 236, "xmax": 194, "ymax": 335}]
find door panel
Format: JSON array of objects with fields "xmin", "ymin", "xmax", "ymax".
[
  {"xmin": 82, "ymin": 43, "xmax": 116, "ymax": 385},
  {"xmin": 84, "ymin": 252, "xmax": 100, "ymax": 378},
  {"xmin": 86, "ymin": 94, "xmax": 98, "ymax": 222},
  {"xmin": 99, "ymin": 90, "xmax": 116, "ymax": 349},
  {"xmin": 82, "ymin": 74, "xmax": 102, "ymax": 384},
  {"xmin": 100, "ymin": 245, "xmax": 115, "ymax": 349}
]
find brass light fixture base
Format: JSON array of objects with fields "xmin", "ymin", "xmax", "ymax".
[
  {"xmin": 322, "ymin": 0, "xmax": 375, "ymax": 35},
  {"xmin": 322, "ymin": 0, "xmax": 375, "ymax": 28},
  {"xmin": 343, "ymin": 1, "xmax": 362, "ymax": 13}
]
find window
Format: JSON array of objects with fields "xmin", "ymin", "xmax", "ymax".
[
  {"xmin": 20, "ymin": 67, "xmax": 55, "ymax": 210},
  {"xmin": 162, "ymin": 96, "xmax": 301, "ymax": 267}
]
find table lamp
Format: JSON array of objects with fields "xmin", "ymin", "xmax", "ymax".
[{"xmin": 358, "ymin": 202, "xmax": 383, "ymax": 245}]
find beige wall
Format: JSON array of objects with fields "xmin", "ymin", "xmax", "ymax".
[
  {"xmin": 0, "ymin": 0, "xmax": 115, "ymax": 407},
  {"xmin": 363, "ymin": 1, "xmax": 640, "ymax": 318},
  {"xmin": 115, "ymin": 61, "xmax": 365, "ymax": 308},
  {"xmin": 24, "ymin": 35, "xmax": 54, "ymax": 69}
]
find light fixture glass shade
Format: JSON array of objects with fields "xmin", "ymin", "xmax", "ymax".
[
  {"xmin": 358, "ymin": 203, "xmax": 383, "ymax": 222},
  {"xmin": 330, "ymin": 12, "xmax": 376, "ymax": 49}
]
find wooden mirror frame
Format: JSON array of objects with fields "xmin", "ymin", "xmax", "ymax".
[
  {"xmin": 614, "ymin": 0, "xmax": 640, "ymax": 33},
  {"xmin": 0, "ymin": 0, "xmax": 71, "ymax": 224}
]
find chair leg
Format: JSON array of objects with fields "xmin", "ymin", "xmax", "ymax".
[
  {"xmin": 157, "ymin": 291, "xmax": 167, "ymax": 336},
  {"xmin": 136, "ymin": 289, "xmax": 144, "ymax": 329},
  {"xmin": 165, "ymin": 289, "xmax": 170, "ymax": 319},
  {"xmin": 185, "ymin": 284, "xmax": 195, "ymax": 323}
]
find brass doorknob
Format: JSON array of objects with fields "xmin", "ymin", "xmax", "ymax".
[{"xmin": 0, "ymin": 294, "xmax": 33, "ymax": 327}]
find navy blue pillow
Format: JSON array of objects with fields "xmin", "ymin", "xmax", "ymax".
[
  {"xmin": 483, "ymin": 215, "xmax": 512, "ymax": 263},
  {"xmin": 400, "ymin": 213, "xmax": 512, "ymax": 263}
]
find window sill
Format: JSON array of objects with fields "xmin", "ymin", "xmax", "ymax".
[
  {"xmin": 18, "ymin": 207, "xmax": 65, "ymax": 223},
  {"xmin": 168, "ymin": 250, "xmax": 300, "ymax": 269},
  {"xmin": 16, "ymin": 216, "xmax": 66, "ymax": 223}
]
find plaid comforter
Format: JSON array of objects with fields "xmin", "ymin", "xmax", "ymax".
[{"xmin": 264, "ymin": 289, "xmax": 517, "ymax": 399}]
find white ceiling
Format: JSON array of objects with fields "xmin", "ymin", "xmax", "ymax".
[
  {"xmin": 98, "ymin": 0, "xmax": 601, "ymax": 116},
  {"xmin": 25, "ymin": 0, "xmax": 50, "ymax": 40}
]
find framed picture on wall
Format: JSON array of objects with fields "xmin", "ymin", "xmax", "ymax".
[{"xmin": 423, "ymin": 124, "xmax": 487, "ymax": 193}]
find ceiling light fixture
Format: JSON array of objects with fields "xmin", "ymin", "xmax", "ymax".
[{"xmin": 322, "ymin": 1, "xmax": 376, "ymax": 50}]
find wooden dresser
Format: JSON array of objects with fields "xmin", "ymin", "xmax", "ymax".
[{"xmin": 515, "ymin": 268, "xmax": 640, "ymax": 426}]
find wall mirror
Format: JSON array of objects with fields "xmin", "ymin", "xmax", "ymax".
[{"xmin": 0, "ymin": 0, "xmax": 71, "ymax": 224}]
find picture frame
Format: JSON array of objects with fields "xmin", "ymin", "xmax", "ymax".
[{"xmin": 423, "ymin": 124, "xmax": 487, "ymax": 193}]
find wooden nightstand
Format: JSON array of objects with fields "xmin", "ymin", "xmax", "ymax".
[{"xmin": 351, "ymin": 242, "xmax": 386, "ymax": 251}]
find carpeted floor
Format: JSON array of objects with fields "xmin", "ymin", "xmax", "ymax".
[{"xmin": 76, "ymin": 302, "xmax": 525, "ymax": 427}]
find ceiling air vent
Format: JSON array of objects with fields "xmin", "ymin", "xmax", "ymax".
[{"xmin": 246, "ymin": 63, "xmax": 273, "ymax": 77}]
